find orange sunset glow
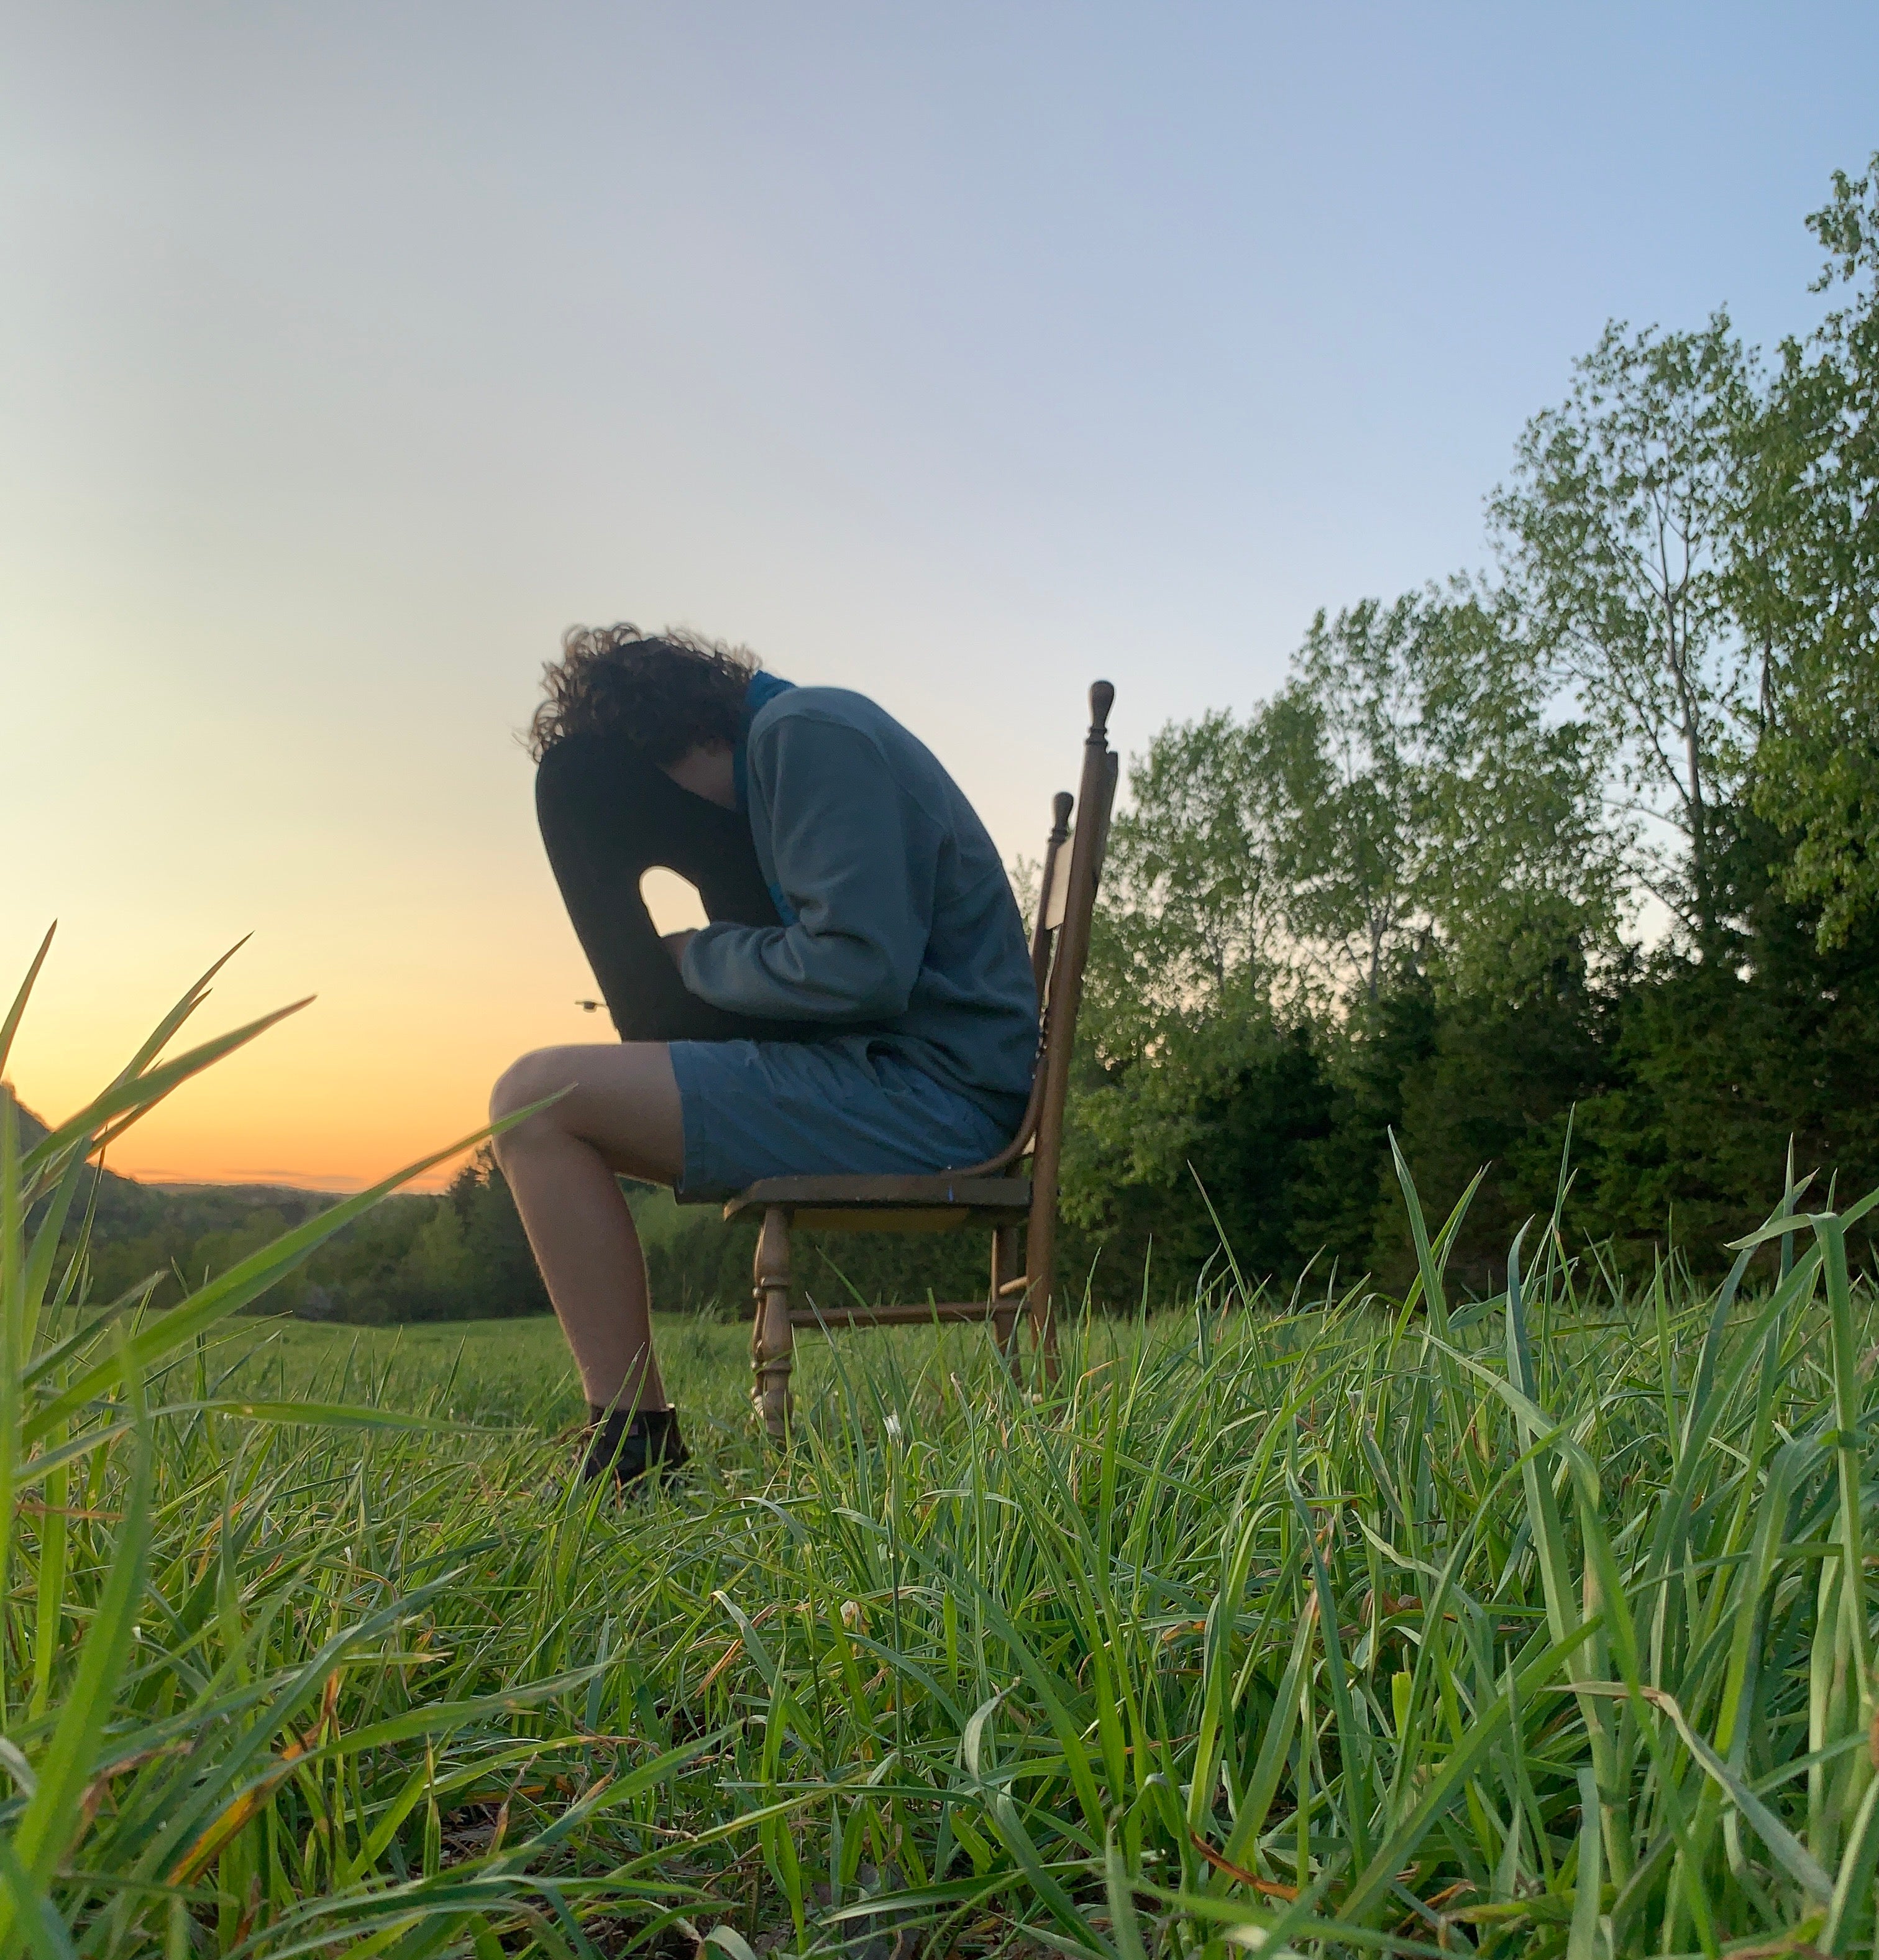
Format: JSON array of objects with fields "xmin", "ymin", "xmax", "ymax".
[{"xmin": 9, "ymin": 861, "xmax": 736, "ymax": 1192}]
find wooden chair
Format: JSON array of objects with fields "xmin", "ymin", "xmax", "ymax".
[{"xmin": 723, "ymin": 682, "xmax": 1119, "ymax": 1438}]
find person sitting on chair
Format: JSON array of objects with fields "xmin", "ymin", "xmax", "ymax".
[{"xmin": 490, "ymin": 624, "xmax": 1039, "ymax": 1488}]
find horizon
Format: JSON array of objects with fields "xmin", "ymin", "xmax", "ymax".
[{"xmin": 6, "ymin": 2, "xmax": 1876, "ymax": 1191}]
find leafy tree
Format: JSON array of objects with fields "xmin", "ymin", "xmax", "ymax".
[
  {"xmin": 1286, "ymin": 982, "xmax": 1438, "ymax": 1285},
  {"xmin": 1570, "ymin": 906, "xmax": 1879, "ymax": 1263},
  {"xmin": 1065, "ymin": 590, "xmax": 1617, "ymax": 1298},
  {"xmin": 189, "ymin": 1210, "xmax": 304, "ymax": 1311},
  {"xmin": 1745, "ymin": 155, "xmax": 1879, "ymax": 947},
  {"xmin": 1271, "ymin": 591, "xmax": 1622, "ymax": 1003},
  {"xmin": 447, "ymin": 1146, "xmax": 552, "ymax": 1318},
  {"xmin": 1266, "ymin": 599, "xmax": 1429, "ymax": 1005},
  {"xmin": 1371, "ymin": 985, "xmax": 1615, "ymax": 1291},
  {"xmin": 1060, "ymin": 991, "xmax": 1336, "ymax": 1299},
  {"xmin": 1086, "ymin": 592, "xmax": 1617, "ymax": 1032},
  {"xmin": 1089, "ymin": 710, "xmax": 1280, "ymax": 1053},
  {"xmin": 1491, "ymin": 316, "xmax": 1762, "ymax": 948},
  {"xmin": 400, "ymin": 1204, "xmax": 475, "ymax": 1304},
  {"xmin": 1406, "ymin": 593, "xmax": 1628, "ymax": 1000}
]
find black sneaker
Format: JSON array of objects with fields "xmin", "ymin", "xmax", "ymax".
[{"xmin": 580, "ymin": 1406, "xmax": 691, "ymax": 1491}]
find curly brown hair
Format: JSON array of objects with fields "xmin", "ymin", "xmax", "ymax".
[{"xmin": 526, "ymin": 623, "xmax": 760, "ymax": 764}]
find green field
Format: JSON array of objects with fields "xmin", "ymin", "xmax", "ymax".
[
  {"xmin": 231, "ymin": 1307, "xmax": 1006, "ymax": 1439},
  {"xmin": 16, "ymin": 1167, "xmax": 1879, "ymax": 1960}
]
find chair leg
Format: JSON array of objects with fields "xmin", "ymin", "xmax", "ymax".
[
  {"xmin": 990, "ymin": 1225, "xmax": 1021, "ymax": 1366},
  {"xmin": 1025, "ymin": 1255, "xmax": 1059, "ymax": 1383},
  {"xmin": 751, "ymin": 1206, "xmax": 795, "ymax": 1442}
]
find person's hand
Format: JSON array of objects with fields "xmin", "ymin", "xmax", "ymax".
[{"xmin": 662, "ymin": 929, "xmax": 698, "ymax": 969}]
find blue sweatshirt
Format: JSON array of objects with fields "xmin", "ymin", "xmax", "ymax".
[{"xmin": 680, "ymin": 679, "xmax": 1039, "ymax": 1118}]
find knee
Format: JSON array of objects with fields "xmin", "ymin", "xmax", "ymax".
[{"xmin": 489, "ymin": 1048, "xmax": 582, "ymax": 1159}]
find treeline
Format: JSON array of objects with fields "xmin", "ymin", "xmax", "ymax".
[{"xmin": 1061, "ymin": 155, "xmax": 1879, "ymax": 1298}]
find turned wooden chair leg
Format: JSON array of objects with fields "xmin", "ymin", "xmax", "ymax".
[
  {"xmin": 751, "ymin": 1206, "xmax": 795, "ymax": 1441},
  {"xmin": 990, "ymin": 1225, "xmax": 1022, "ymax": 1367},
  {"xmin": 1025, "ymin": 1253, "xmax": 1059, "ymax": 1383},
  {"xmin": 1031, "ymin": 1294, "xmax": 1058, "ymax": 1381}
]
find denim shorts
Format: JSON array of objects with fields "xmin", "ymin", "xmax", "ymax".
[{"xmin": 667, "ymin": 1035, "xmax": 1023, "ymax": 1199}]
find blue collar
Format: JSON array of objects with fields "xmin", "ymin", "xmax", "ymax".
[{"xmin": 733, "ymin": 672, "xmax": 795, "ymax": 813}]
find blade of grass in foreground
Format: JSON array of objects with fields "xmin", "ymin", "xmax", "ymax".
[
  {"xmin": 0, "ymin": 925, "xmax": 55, "ymax": 1083},
  {"xmin": 0, "ymin": 1349, "xmax": 152, "ymax": 1950}
]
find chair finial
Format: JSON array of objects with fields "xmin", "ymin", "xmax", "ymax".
[
  {"xmin": 1088, "ymin": 680, "xmax": 1115, "ymax": 739},
  {"xmin": 1050, "ymin": 790, "xmax": 1073, "ymax": 837}
]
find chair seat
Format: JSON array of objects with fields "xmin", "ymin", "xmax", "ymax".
[{"xmin": 723, "ymin": 1173, "xmax": 1030, "ymax": 1232}]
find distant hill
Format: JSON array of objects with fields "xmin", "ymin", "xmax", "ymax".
[
  {"xmin": 148, "ymin": 1181, "xmax": 341, "ymax": 1204},
  {"xmin": 14, "ymin": 1095, "xmax": 165, "ymax": 1231},
  {"xmin": 13, "ymin": 1096, "xmax": 136, "ymax": 1177},
  {"xmin": 11, "ymin": 1096, "xmax": 331, "ymax": 1234}
]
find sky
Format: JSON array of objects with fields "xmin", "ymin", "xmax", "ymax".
[{"xmin": 4, "ymin": 2, "xmax": 1875, "ymax": 1190}]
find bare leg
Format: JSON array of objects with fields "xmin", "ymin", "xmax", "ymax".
[{"xmin": 490, "ymin": 1042, "xmax": 685, "ymax": 1414}]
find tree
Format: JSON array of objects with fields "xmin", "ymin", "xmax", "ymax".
[
  {"xmin": 1082, "ymin": 708, "xmax": 1280, "ymax": 1059},
  {"xmin": 1063, "ymin": 590, "xmax": 1619, "ymax": 1296},
  {"xmin": 1491, "ymin": 317, "xmax": 1761, "ymax": 948},
  {"xmin": 1746, "ymin": 155, "xmax": 1879, "ymax": 948},
  {"xmin": 1061, "ymin": 1006, "xmax": 1335, "ymax": 1296},
  {"xmin": 1271, "ymin": 591, "xmax": 1622, "ymax": 1004},
  {"xmin": 1084, "ymin": 592, "xmax": 1617, "ymax": 1038},
  {"xmin": 1267, "ymin": 598, "xmax": 1428, "ymax": 1005},
  {"xmin": 400, "ymin": 1204, "xmax": 475, "ymax": 1306},
  {"xmin": 449, "ymin": 1147, "xmax": 552, "ymax": 1319},
  {"xmin": 1409, "ymin": 593, "xmax": 1629, "ymax": 1001}
]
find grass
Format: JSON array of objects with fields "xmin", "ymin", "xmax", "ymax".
[
  {"xmin": 10, "ymin": 936, "xmax": 1879, "ymax": 1960},
  {"xmin": 236, "ymin": 1311, "xmax": 994, "ymax": 1432}
]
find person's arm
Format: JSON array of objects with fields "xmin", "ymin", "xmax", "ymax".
[{"xmin": 680, "ymin": 716, "xmax": 936, "ymax": 1022}]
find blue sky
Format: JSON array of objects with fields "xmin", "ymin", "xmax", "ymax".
[{"xmin": 4, "ymin": 2, "xmax": 1874, "ymax": 1181}]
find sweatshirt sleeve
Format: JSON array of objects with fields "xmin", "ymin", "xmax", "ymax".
[{"xmin": 680, "ymin": 715, "xmax": 936, "ymax": 1022}]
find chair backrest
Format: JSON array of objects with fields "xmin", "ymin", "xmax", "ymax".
[{"xmin": 962, "ymin": 680, "xmax": 1118, "ymax": 1181}]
